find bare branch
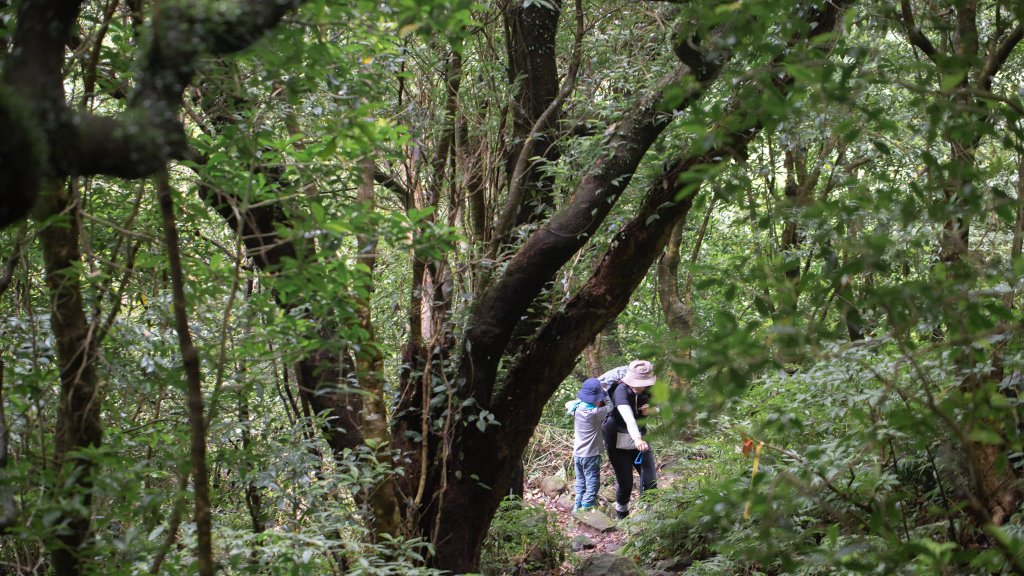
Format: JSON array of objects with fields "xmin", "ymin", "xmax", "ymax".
[
  {"xmin": 899, "ymin": 0, "xmax": 940, "ymax": 63},
  {"xmin": 374, "ymin": 166, "xmax": 411, "ymax": 206},
  {"xmin": 81, "ymin": 0, "xmax": 121, "ymax": 107},
  {"xmin": 979, "ymin": 22, "xmax": 1024, "ymax": 91}
]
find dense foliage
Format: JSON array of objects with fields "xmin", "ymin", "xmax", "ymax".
[{"xmin": 1, "ymin": 0, "xmax": 1023, "ymax": 574}]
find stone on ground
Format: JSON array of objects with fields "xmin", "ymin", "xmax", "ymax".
[
  {"xmin": 600, "ymin": 485, "xmax": 617, "ymax": 503},
  {"xmin": 539, "ymin": 475, "xmax": 567, "ymax": 498},
  {"xmin": 573, "ymin": 508, "xmax": 616, "ymax": 532},
  {"xmin": 604, "ymin": 541, "xmax": 623, "ymax": 554},
  {"xmin": 569, "ymin": 534, "xmax": 596, "ymax": 552},
  {"xmin": 554, "ymin": 493, "xmax": 576, "ymax": 511},
  {"xmin": 576, "ymin": 553, "xmax": 645, "ymax": 576},
  {"xmin": 655, "ymin": 556, "xmax": 694, "ymax": 572}
]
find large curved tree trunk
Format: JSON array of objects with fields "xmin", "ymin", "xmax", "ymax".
[{"xmin": 184, "ymin": 1, "xmax": 852, "ymax": 571}]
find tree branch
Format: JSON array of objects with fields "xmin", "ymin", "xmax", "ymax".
[
  {"xmin": 506, "ymin": 134, "xmax": 755, "ymax": 415},
  {"xmin": 460, "ymin": 61, "xmax": 722, "ymax": 408},
  {"xmin": 657, "ymin": 218, "xmax": 688, "ymax": 337},
  {"xmin": 979, "ymin": 22, "xmax": 1024, "ymax": 91},
  {"xmin": 0, "ymin": 0, "xmax": 313, "ymax": 228},
  {"xmin": 373, "ymin": 166, "xmax": 410, "ymax": 206},
  {"xmin": 80, "ymin": 0, "xmax": 121, "ymax": 107},
  {"xmin": 899, "ymin": 0, "xmax": 940, "ymax": 63},
  {"xmin": 681, "ymin": 197, "xmax": 716, "ymax": 331}
]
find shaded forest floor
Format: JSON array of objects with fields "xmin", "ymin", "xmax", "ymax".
[{"xmin": 520, "ymin": 424, "xmax": 702, "ymax": 572}]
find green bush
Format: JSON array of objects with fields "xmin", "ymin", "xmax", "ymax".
[
  {"xmin": 624, "ymin": 342, "xmax": 1024, "ymax": 575},
  {"xmin": 480, "ymin": 497, "xmax": 567, "ymax": 576}
]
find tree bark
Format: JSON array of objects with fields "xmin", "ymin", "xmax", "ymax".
[
  {"xmin": 657, "ymin": 197, "xmax": 714, "ymax": 387},
  {"xmin": 156, "ymin": 171, "xmax": 214, "ymax": 576},
  {"xmin": 502, "ymin": 0, "xmax": 562, "ymax": 229},
  {"xmin": 354, "ymin": 158, "xmax": 403, "ymax": 537},
  {"xmin": 38, "ymin": 181, "xmax": 102, "ymax": 576}
]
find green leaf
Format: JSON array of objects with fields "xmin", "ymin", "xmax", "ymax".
[
  {"xmin": 967, "ymin": 429, "xmax": 1004, "ymax": 445},
  {"xmin": 940, "ymin": 69, "xmax": 967, "ymax": 91}
]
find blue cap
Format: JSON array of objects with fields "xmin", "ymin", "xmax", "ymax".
[{"xmin": 577, "ymin": 378, "xmax": 605, "ymax": 404}]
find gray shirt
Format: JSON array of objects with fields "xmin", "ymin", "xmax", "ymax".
[{"xmin": 566, "ymin": 400, "xmax": 611, "ymax": 457}]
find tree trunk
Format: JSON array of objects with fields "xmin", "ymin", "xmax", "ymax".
[
  {"xmin": 38, "ymin": 182, "xmax": 102, "ymax": 576},
  {"xmin": 156, "ymin": 171, "xmax": 214, "ymax": 576},
  {"xmin": 657, "ymin": 197, "xmax": 714, "ymax": 387},
  {"xmin": 354, "ymin": 158, "xmax": 403, "ymax": 537},
  {"xmin": 503, "ymin": 0, "xmax": 562, "ymax": 228},
  {"xmin": 898, "ymin": 0, "xmax": 1024, "ymax": 529},
  {"xmin": 0, "ymin": 360, "xmax": 15, "ymax": 535}
]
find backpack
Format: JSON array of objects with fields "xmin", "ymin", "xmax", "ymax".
[
  {"xmin": 605, "ymin": 380, "xmax": 620, "ymax": 409},
  {"xmin": 606, "ymin": 380, "xmax": 651, "ymax": 430}
]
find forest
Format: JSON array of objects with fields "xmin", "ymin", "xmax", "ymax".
[{"xmin": 1, "ymin": 0, "xmax": 1024, "ymax": 573}]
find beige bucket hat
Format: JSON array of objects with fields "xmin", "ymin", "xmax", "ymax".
[{"xmin": 621, "ymin": 360, "xmax": 656, "ymax": 388}]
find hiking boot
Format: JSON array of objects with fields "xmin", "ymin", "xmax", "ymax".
[{"xmin": 613, "ymin": 502, "xmax": 629, "ymax": 519}]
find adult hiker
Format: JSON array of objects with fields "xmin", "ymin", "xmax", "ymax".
[{"xmin": 599, "ymin": 360, "xmax": 658, "ymax": 519}]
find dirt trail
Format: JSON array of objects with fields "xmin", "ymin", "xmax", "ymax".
[
  {"xmin": 523, "ymin": 459, "xmax": 684, "ymax": 562},
  {"xmin": 521, "ymin": 425, "xmax": 690, "ymax": 569}
]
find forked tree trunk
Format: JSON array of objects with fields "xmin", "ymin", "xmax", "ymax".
[{"xmin": 432, "ymin": 4, "xmax": 853, "ymax": 568}]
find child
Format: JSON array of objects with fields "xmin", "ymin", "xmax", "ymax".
[{"xmin": 565, "ymin": 377, "xmax": 611, "ymax": 512}]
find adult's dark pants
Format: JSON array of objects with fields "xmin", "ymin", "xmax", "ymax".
[{"xmin": 602, "ymin": 418, "xmax": 657, "ymax": 509}]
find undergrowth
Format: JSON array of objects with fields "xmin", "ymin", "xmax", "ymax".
[{"xmin": 480, "ymin": 497, "xmax": 567, "ymax": 576}]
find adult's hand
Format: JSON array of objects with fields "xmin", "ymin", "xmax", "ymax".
[{"xmin": 635, "ymin": 440, "xmax": 649, "ymax": 452}]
